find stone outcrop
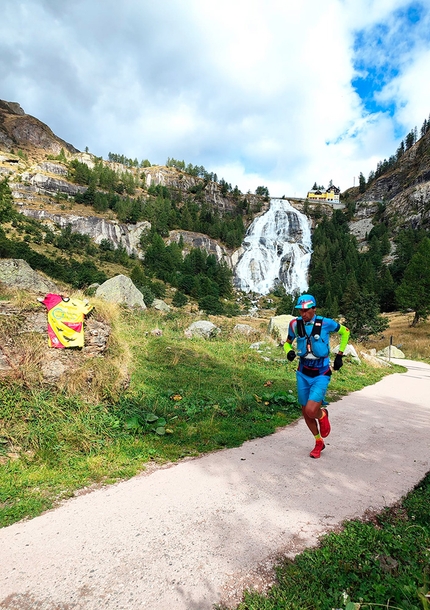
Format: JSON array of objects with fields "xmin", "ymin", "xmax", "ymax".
[
  {"xmin": 0, "ymin": 301, "xmax": 111, "ymax": 383},
  {"xmin": 167, "ymin": 230, "xmax": 233, "ymax": 266},
  {"xmin": 349, "ymin": 127, "xmax": 430, "ymax": 233},
  {"xmin": 0, "ymin": 99, "xmax": 78, "ymax": 156},
  {"xmin": 232, "ymin": 324, "xmax": 260, "ymax": 338},
  {"xmin": 95, "ymin": 275, "xmax": 146, "ymax": 308},
  {"xmin": 21, "ymin": 209, "xmax": 151, "ymax": 257},
  {"xmin": 0, "ymin": 258, "xmax": 59, "ymax": 294},
  {"xmin": 184, "ymin": 320, "xmax": 220, "ymax": 339}
]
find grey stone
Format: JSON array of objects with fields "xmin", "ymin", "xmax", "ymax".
[
  {"xmin": 268, "ymin": 315, "xmax": 294, "ymax": 342},
  {"xmin": 377, "ymin": 345, "xmax": 405, "ymax": 359},
  {"xmin": 333, "ymin": 343, "xmax": 361, "ymax": 364},
  {"xmin": 185, "ymin": 320, "xmax": 220, "ymax": 339},
  {"xmin": 360, "ymin": 351, "xmax": 391, "ymax": 368},
  {"xmin": 152, "ymin": 299, "xmax": 170, "ymax": 312},
  {"xmin": 95, "ymin": 275, "xmax": 146, "ymax": 308},
  {"xmin": 21, "ymin": 209, "xmax": 151, "ymax": 259},
  {"xmin": 0, "ymin": 259, "xmax": 59, "ymax": 294}
]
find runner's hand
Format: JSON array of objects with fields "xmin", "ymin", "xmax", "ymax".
[
  {"xmin": 287, "ymin": 350, "xmax": 296, "ymax": 362},
  {"xmin": 333, "ymin": 354, "xmax": 343, "ymax": 370}
]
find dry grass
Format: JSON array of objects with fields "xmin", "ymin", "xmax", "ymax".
[{"xmin": 363, "ymin": 311, "xmax": 430, "ymax": 361}]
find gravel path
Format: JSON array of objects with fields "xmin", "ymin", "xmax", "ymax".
[{"xmin": 1, "ymin": 358, "xmax": 429, "ymax": 610}]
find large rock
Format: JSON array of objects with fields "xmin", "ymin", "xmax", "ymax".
[
  {"xmin": 360, "ymin": 351, "xmax": 391, "ymax": 368},
  {"xmin": 0, "ymin": 259, "xmax": 59, "ymax": 293},
  {"xmin": 152, "ymin": 299, "xmax": 170, "ymax": 312},
  {"xmin": 268, "ymin": 314, "xmax": 294, "ymax": 342},
  {"xmin": 333, "ymin": 343, "xmax": 361, "ymax": 364},
  {"xmin": 95, "ymin": 275, "xmax": 146, "ymax": 308},
  {"xmin": 185, "ymin": 320, "xmax": 220, "ymax": 339},
  {"xmin": 377, "ymin": 345, "xmax": 405, "ymax": 359}
]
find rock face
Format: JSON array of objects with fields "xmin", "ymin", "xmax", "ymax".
[
  {"xmin": 140, "ymin": 165, "xmax": 264, "ymax": 215},
  {"xmin": 21, "ymin": 209, "xmax": 151, "ymax": 258},
  {"xmin": 167, "ymin": 230, "xmax": 233, "ymax": 266},
  {"xmin": 0, "ymin": 99, "xmax": 78, "ymax": 156},
  {"xmin": 0, "ymin": 259, "xmax": 59, "ymax": 293},
  {"xmin": 95, "ymin": 275, "xmax": 146, "ymax": 308},
  {"xmin": 351, "ymin": 127, "xmax": 430, "ymax": 233}
]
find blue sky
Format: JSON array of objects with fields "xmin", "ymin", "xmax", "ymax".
[{"xmin": 1, "ymin": 0, "xmax": 430, "ymax": 197}]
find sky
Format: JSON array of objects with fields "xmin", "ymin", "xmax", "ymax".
[{"xmin": 1, "ymin": 0, "xmax": 430, "ymax": 198}]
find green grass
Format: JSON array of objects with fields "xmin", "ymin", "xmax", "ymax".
[
  {"xmin": 227, "ymin": 473, "xmax": 430, "ymax": 610},
  {"xmin": 0, "ymin": 309, "xmax": 402, "ymax": 527}
]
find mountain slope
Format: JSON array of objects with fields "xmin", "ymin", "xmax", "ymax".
[
  {"xmin": 0, "ymin": 100, "xmax": 79, "ymax": 159},
  {"xmin": 344, "ymin": 126, "xmax": 430, "ymax": 233}
]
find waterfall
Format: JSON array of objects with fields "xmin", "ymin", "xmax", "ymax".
[{"xmin": 233, "ymin": 198, "xmax": 312, "ymax": 295}]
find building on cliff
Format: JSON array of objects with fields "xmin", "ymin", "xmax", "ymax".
[{"xmin": 306, "ymin": 185, "xmax": 340, "ymax": 203}]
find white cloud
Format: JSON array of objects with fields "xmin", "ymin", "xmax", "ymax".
[{"xmin": 1, "ymin": 0, "xmax": 430, "ymax": 196}]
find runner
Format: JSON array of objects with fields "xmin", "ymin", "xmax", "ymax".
[{"xmin": 284, "ymin": 294, "xmax": 350, "ymax": 458}]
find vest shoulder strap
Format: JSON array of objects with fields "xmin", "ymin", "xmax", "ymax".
[{"xmin": 296, "ymin": 316, "xmax": 323, "ymax": 338}]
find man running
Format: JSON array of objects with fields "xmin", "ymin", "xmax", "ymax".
[{"xmin": 283, "ymin": 294, "xmax": 350, "ymax": 458}]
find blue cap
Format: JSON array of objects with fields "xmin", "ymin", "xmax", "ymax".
[{"xmin": 295, "ymin": 294, "xmax": 316, "ymax": 309}]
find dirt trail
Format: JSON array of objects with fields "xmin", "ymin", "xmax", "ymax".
[{"xmin": 1, "ymin": 358, "xmax": 429, "ymax": 610}]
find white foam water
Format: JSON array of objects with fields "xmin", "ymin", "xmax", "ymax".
[{"xmin": 234, "ymin": 198, "xmax": 312, "ymax": 295}]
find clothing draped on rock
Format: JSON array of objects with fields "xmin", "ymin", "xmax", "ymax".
[{"xmin": 40, "ymin": 293, "xmax": 93, "ymax": 348}]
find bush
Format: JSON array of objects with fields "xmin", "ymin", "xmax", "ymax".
[
  {"xmin": 172, "ymin": 290, "xmax": 188, "ymax": 308},
  {"xmin": 198, "ymin": 295, "xmax": 224, "ymax": 315}
]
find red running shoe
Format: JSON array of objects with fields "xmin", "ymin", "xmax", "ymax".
[
  {"xmin": 310, "ymin": 440, "xmax": 325, "ymax": 459},
  {"xmin": 319, "ymin": 408, "xmax": 331, "ymax": 438}
]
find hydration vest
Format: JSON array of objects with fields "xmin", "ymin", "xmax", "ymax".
[{"xmin": 296, "ymin": 316, "xmax": 330, "ymax": 358}]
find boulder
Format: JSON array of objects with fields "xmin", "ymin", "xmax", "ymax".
[
  {"xmin": 377, "ymin": 345, "xmax": 405, "ymax": 359},
  {"xmin": 333, "ymin": 343, "xmax": 361, "ymax": 364},
  {"xmin": 185, "ymin": 320, "xmax": 220, "ymax": 339},
  {"xmin": 0, "ymin": 259, "xmax": 59, "ymax": 294},
  {"xmin": 268, "ymin": 314, "xmax": 294, "ymax": 342},
  {"xmin": 152, "ymin": 299, "xmax": 170, "ymax": 312},
  {"xmin": 360, "ymin": 351, "xmax": 391, "ymax": 368},
  {"xmin": 95, "ymin": 275, "xmax": 146, "ymax": 308}
]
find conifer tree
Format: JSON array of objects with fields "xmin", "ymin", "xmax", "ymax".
[{"xmin": 396, "ymin": 237, "xmax": 430, "ymax": 326}]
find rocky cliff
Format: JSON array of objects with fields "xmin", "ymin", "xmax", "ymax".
[
  {"xmin": 0, "ymin": 100, "xmax": 79, "ymax": 158},
  {"xmin": 0, "ymin": 99, "xmax": 273, "ymax": 270},
  {"xmin": 347, "ymin": 127, "xmax": 430, "ymax": 234}
]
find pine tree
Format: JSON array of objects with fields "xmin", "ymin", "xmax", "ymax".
[{"xmin": 396, "ymin": 238, "xmax": 430, "ymax": 325}]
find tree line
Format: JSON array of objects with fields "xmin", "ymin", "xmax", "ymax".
[
  {"xmin": 308, "ymin": 210, "xmax": 430, "ymax": 334},
  {"xmin": 358, "ymin": 111, "xmax": 430, "ymax": 193},
  {"xmin": 2, "ymin": 175, "xmax": 430, "ymax": 329}
]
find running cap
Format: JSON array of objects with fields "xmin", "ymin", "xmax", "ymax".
[{"xmin": 295, "ymin": 294, "xmax": 316, "ymax": 309}]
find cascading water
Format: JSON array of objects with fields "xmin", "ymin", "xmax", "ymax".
[{"xmin": 234, "ymin": 198, "xmax": 312, "ymax": 295}]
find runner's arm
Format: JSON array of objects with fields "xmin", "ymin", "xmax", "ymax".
[{"xmin": 337, "ymin": 324, "xmax": 350, "ymax": 354}]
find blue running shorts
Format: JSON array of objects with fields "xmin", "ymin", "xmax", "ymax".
[{"xmin": 296, "ymin": 370, "xmax": 331, "ymax": 406}]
